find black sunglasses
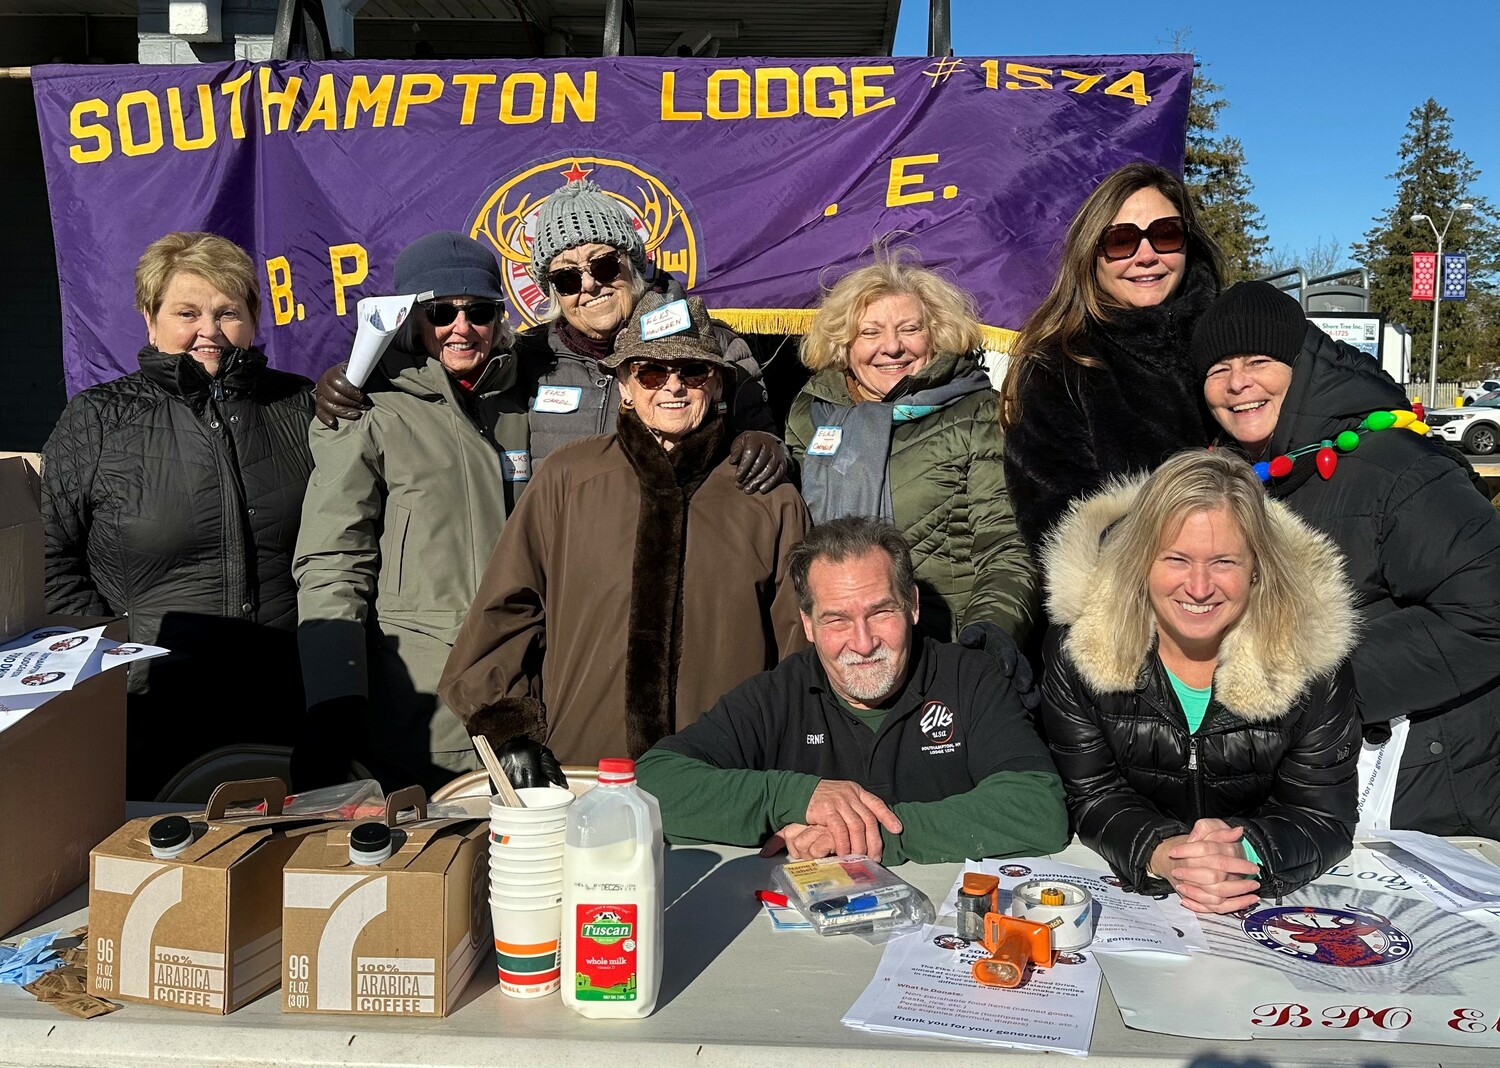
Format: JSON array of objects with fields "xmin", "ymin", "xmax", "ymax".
[
  {"xmin": 547, "ymin": 250, "xmax": 623, "ymax": 296},
  {"xmin": 629, "ymin": 360, "xmax": 716, "ymax": 390},
  {"xmin": 1097, "ymin": 216, "xmax": 1187, "ymax": 261},
  {"xmin": 421, "ymin": 299, "xmax": 500, "ymax": 327}
]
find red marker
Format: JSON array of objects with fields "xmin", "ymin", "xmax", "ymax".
[{"xmin": 756, "ymin": 889, "xmax": 790, "ymax": 908}]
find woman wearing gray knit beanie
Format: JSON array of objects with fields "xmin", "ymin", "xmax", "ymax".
[{"xmin": 315, "ymin": 178, "xmax": 790, "ymax": 494}]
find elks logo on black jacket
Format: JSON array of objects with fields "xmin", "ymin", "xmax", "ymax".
[{"xmin": 918, "ymin": 701, "xmax": 960, "ymax": 754}]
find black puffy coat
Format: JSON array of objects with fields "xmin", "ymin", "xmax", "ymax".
[
  {"xmin": 42, "ymin": 346, "xmax": 314, "ymax": 798},
  {"xmin": 1038, "ymin": 474, "xmax": 1360, "ymax": 897},
  {"xmin": 1261, "ymin": 326, "xmax": 1500, "ymax": 838},
  {"xmin": 1004, "ymin": 263, "xmax": 1219, "ymax": 554}
]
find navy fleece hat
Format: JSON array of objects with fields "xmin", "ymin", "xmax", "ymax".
[
  {"xmin": 1190, "ymin": 280, "xmax": 1308, "ymax": 379},
  {"xmin": 393, "ymin": 231, "xmax": 504, "ymax": 301}
]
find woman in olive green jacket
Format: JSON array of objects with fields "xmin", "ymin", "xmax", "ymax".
[{"xmin": 786, "ymin": 249, "xmax": 1036, "ymax": 648}]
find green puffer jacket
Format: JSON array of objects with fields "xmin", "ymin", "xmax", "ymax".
[
  {"xmin": 786, "ymin": 352, "xmax": 1036, "ymax": 647},
  {"xmin": 294, "ymin": 343, "xmax": 530, "ymax": 790}
]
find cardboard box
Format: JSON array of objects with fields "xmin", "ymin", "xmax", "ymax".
[
  {"xmin": 87, "ymin": 778, "xmax": 332, "ymax": 1013},
  {"xmin": 282, "ymin": 787, "xmax": 490, "ymax": 1017},
  {"xmin": 0, "ymin": 455, "xmax": 127, "ymax": 937}
]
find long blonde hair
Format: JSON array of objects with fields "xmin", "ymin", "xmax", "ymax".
[{"xmin": 999, "ymin": 163, "xmax": 1223, "ymax": 428}]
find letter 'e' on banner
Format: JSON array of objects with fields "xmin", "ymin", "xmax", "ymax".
[{"xmin": 1411, "ymin": 252, "xmax": 1437, "ymax": 301}]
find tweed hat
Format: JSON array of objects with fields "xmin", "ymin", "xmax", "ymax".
[
  {"xmin": 392, "ymin": 231, "xmax": 504, "ymax": 301},
  {"xmin": 1190, "ymin": 280, "xmax": 1309, "ymax": 379},
  {"xmin": 529, "ymin": 179, "xmax": 649, "ymax": 285},
  {"xmin": 604, "ymin": 292, "xmax": 737, "ymax": 377}
]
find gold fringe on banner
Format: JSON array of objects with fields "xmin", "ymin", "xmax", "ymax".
[{"xmin": 710, "ymin": 308, "xmax": 1019, "ymax": 354}]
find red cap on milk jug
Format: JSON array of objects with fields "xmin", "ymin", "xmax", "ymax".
[{"xmin": 598, "ymin": 758, "xmax": 636, "ymax": 784}]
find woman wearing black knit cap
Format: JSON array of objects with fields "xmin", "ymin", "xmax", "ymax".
[{"xmin": 1194, "ymin": 279, "xmax": 1500, "ymax": 839}]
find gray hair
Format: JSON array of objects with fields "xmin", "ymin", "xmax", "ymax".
[{"xmin": 788, "ymin": 516, "xmax": 916, "ymax": 615}]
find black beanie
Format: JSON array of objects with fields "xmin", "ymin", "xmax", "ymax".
[
  {"xmin": 393, "ymin": 231, "xmax": 504, "ymax": 301},
  {"xmin": 1189, "ymin": 280, "xmax": 1308, "ymax": 379}
]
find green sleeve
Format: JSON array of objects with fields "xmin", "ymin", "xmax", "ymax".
[
  {"xmin": 879, "ymin": 770, "xmax": 1068, "ymax": 866},
  {"xmin": 636, "ymin": 748, "xmax": 821, "ymax": 848},
  {"xmin": 959, "ymin": 393, "xmax": 1039, "ymax": 649}
]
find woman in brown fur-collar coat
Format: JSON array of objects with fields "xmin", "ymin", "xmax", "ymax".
[
  {"xmin": 1039, "ymin": 450, "xmax": 1359, "ymax": 912},
  {"xmin": 440, "ymin": 294, "xmax": 809, "ymax": 766}
]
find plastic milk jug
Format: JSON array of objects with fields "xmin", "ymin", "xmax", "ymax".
[{"xmin": 561, "ymin": 758, "xmax": 664, "ymax": 1018}]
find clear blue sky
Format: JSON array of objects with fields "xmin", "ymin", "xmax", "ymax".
[{"xmin": 893, "ymin": 1, "xmax": 1498, "ymax": 270}]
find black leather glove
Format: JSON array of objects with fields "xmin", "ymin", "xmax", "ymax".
[
  {"xmin": 958, "ymin": 622, "xmax": 1040, "ymax": 712},
  {"xmin": 495, "ymin": 735, "xmax": 567, "ymax": 790},
  {"xmin": 291, "ymin": 695, "xmax": 365, "ymax": 791},
  {"xmin": 315, "ymin": 361, "xmax": 368, "ymax": 428},
  {"xmin": 728, "ymin": 430, "xmax": 790, "ymax": 494}
]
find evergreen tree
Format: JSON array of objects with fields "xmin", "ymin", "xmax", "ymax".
[
  {"xmin": 1353, "ymin": 98, "xmax": 1499, "ymax": 382},
  {"xmin": 1181, "ymin": 48, "xmax": 1268, "ymax": 280}
]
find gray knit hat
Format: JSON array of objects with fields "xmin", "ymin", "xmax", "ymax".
[
  {"xmin": 604, "ymin": 292, "xmax": 737, "ymax": 377},
  {"xmin": 529, "ymin": 179, "xmax": 648, "ymax": 285},
  {"xmin": 393, "ymin": 231, "xmax": 503, "ymax": 301}
]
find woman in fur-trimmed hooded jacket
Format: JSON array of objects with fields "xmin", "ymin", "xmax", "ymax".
[
  {"xmin": 1039, "ymin": 450, "xmax": 1360, "ymax": 912},
  {"xmin": 440, "ymin": 294, "xmax": 809, "ymax": 764}
]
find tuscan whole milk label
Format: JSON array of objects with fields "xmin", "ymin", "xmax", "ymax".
[{"xmin": 573, "ymin": 904, "xmax": 638, "ymax": 1001}]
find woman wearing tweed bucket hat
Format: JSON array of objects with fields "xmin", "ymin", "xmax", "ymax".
[
  {"xmin": 440, "ymin": 292, "xmax": 811, "ymax": 768},
  {"xmin": 314, "ymin": 178, "xmax": 790, "ymax": 493}
]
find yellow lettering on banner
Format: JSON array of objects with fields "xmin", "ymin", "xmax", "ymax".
[
  {"xmin": 453, "ymin": 73, "xmax": 496, "ymax": 125},
  {"xmin": 1004, "ymin": 63, "xmax": 1052, "ymax": 91},
  {"xmin": 345, "ymin": 74, "xmax": 394, "ymax": 129},
  {"xmin": 329, "ymin": 243, "xmax": 368, "ymax": 317},
  {"xmin": 393, "ymin": 73, "xmax": 444, "ymax": 126},
  {"xmin": 220, "ymin": 70, "xmax": 253, "ymax": 139},
  {"xmin": 1103, "ymin": 71, "xmax": 1151, "ymax": 107},
  {"xmin": 499, "ymin": 72, "xmax": 545, "ymax": 125},
  {"xmin": 659, "ymin": 71, "xmax": 702, "ymax": 121},
  {"xmin": 803, "ymin": 67, "xmax": 847, "ymax": 118},
  {"xmin": 266, "ymin": 257, "xmax": 295, "ymax": 326},
  {"xmin": 69, "ymin": 99, "xmax": 112, "ymax": 163},
  {"xmin": 754, "ymin": 67, "xmax": 798, "ymax": 119},
  {"xmin": 552, "ymin": 71, "xmax": 595, "ymax": 123},
  {"xmin": 166, "ymin": 84, "xmax": 216, "ymax": 151},
  {"xmin": 258, "ymin": 67, "xmax": 303, "ymax": 133},
  {"xmin": 297, "ymin": 73, "xmax": 340, "ymax": 132},
  {"xmin": 117, "ymin": 90, "xmax": 164, "ymax": 157},
  {"xmin": 706, "ymin": 69, "xmax": 750, "ymax": 119},
  {"xmin": 851, "ymin": 65, "xmax": 895, "ymax": 116},
  {"xmin": 887, "ymin": 154, "xmax": 938, "ymax": 207}
]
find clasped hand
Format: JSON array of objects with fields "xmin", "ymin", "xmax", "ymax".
[
  {"xmin": 760, "ymin": 779, "xmax": 903, "ymax": 861},
  {"xmin": 1150, "ymin": 818, "xmax": 1261, "ymax": 915}
]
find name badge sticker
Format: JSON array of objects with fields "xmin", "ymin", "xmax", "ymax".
[
  {"xmin": 533, "ymin": 386, "xmax": 582, "ymax": 414},
  {"xmin": 640, "ymin": 299, "xmax": 692, "ymax": 341},
  {"xmin": 501, "ymin": 450, "xmax": 531, "ymax": 482},
  {"xmin": 807, "ymin": 426, "xmax": 843, "ymax": 457}
]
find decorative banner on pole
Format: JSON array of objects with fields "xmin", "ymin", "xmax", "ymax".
[
  {"xmin": 31, "ymin": 55, "xmax": 1193, "ymax": 395},
  {"xmin": 1411, "ymin": 252, "xmax": 1437, "ymax": 301},
  {"xmin": 1442, "ymin": 253, "xmax": 1468, "ymax": 301}
]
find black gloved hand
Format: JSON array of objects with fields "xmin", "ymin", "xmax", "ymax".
[
  {"xmin": 315, "ymin": 361, "xmax": 368, "ymax": 429},
  {"xmin": 727, "ymin": 430, "xmax": 790, "ymax": 494},
  {"xmin": 958, "ymin": 622, "xmax": 1040, "ymax": 712},
  {"xmin": 291, "ymin": 695, "xmax": 366, "ymax": 791},
  {"xmin": 495, "ymin": 735, "xmax": 568, "ymax": 790}
]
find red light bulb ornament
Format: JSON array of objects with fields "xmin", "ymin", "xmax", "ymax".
[
  {"xmin": 1268, "ymin": 455, "xmax": 1294, "ymax": 479},
  {"xmin": 1316, "ymin": 447, "xmax": 1338, "ymax": 480}
]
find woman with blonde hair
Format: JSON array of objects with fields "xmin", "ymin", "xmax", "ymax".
[
  {"xmin": 42, "ymin": 230, "xmax": 314, "ymax": 799},
  {"xmin": 786, "ymin": 246, "xmax": 1036, "ymax": 648},
  {"xmin": 1001, "ymin": 161, "xmax": 1225, "ymax": 553},
  {"xmin": 1040, "ymin": 449, "xmax": 1358, "ymax": 912}
]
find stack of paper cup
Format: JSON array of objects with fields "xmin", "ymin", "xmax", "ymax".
[{"xmin": 490, "ymin": 786, "xmax": 573, "ymax": 998}]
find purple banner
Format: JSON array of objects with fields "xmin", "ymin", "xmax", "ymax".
[{"xmin": 33, "ymin": 55, "xmax": 1191, "ymax": 393}]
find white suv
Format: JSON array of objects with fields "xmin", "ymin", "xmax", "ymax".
[
  {"xmin": 1460, "ymin": 379, "xmax": 1500, "ymax": 404},
  {"xmin": 1428, "ymin": 394, "xmax": 1500, "ymax": 455}
]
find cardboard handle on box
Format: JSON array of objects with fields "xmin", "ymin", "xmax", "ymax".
[
  {"xmin": 385, "ymin": 786, "xmax": 427, "ymax": 826},
  {"xmin": 205, "ymin": 777, "xmax": 287, "ymax": 820}
]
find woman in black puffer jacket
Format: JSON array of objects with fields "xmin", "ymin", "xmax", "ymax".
[
  {"xmin": 41, "ymin": 231, "xmax": 314, "ymax": 799},
  {"xmin": 1039, "ymin": 450, "xmax": 1359, "ymax": 912}
]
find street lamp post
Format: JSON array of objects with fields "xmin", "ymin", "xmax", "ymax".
[{"xmin": 1411, "ymin": 202, "xmax": 1473, "ymax": 404}]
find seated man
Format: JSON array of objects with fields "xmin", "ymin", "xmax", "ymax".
[{"xmin": 636, "ymin": 516, "xmax": 1067, "ymax": 865}]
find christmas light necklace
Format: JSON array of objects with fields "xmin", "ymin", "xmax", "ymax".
[{"xmin": 1253, "ymin": 409, "xmax": 1432, "ymax": 482}]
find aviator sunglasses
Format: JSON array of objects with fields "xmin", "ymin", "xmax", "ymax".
[
  {"xmin": 421, "ymin": 299, "xmax": 500, "ymax": 327},
  {"xmin": 630, "ymin": 360, "xmax": 716, "ymax": 390},
  {"xmin": 547, "ymin": 250, "xmax": 623, "ymax": 296},
  {"xmin": 1097, "ymin": 215, "xmax": 1187, "ymax": 261}
]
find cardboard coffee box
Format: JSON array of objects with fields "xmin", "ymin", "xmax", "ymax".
[
  {"xmin": 0, "ymin": 454, "xmax": 127, "ymax": 936},
  {"xmin": 282, "ymin": 788, "xmax": 490, "ymax": 1017},
  {"xmin": 87, "ymin": 778, "xmax": 332, "ymax": 1013}
]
